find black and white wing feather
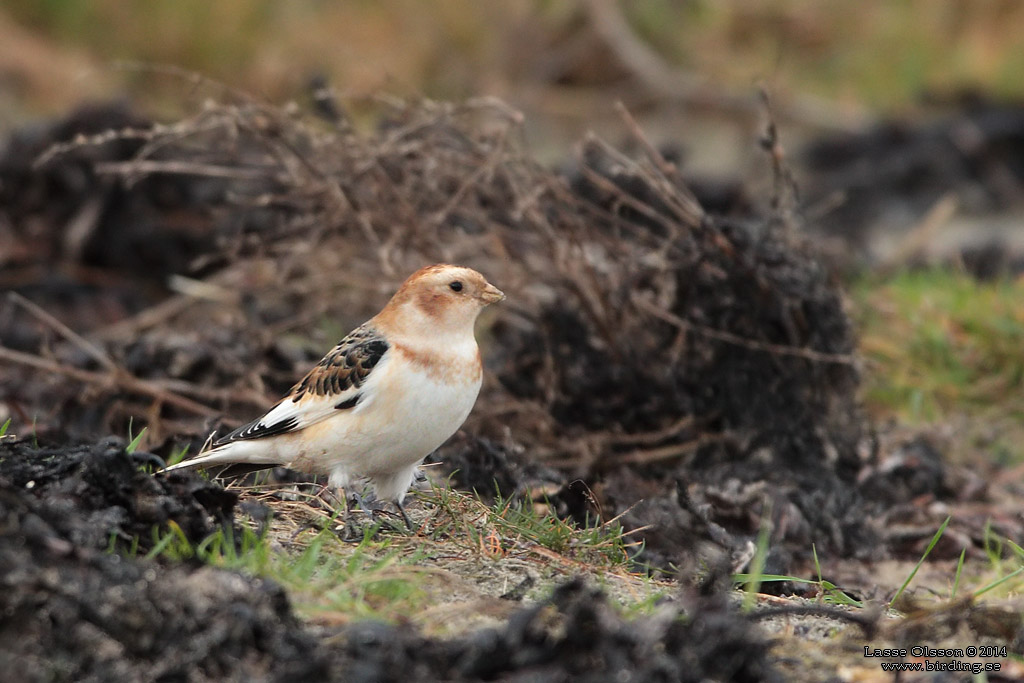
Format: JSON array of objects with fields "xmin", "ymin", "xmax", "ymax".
[{"xmin": 214, "ymin": 324, "xmax": 390, "ymax": 446}]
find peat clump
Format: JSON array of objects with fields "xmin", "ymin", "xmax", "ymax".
[
  {"xmin": 325, "ymin": 578, "xmax": 778, "ymax": 683},
  {"xmin": 0, "ymin": 437, "xmax": 235, "ymax": 551},
  {"xmin": 0, "ymin": 467, "xmax": 326, "ymax": 682},
  {"xmin": 0, "ymin": 101, "xmax": 289, "ymax": 295},
  {"xmin": 487, "ymin": 135, "xmax": 870, "ymax": 569}
]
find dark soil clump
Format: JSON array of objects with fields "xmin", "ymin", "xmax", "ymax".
[
  {"xmin": 325, "ymin": 578, "xmax": 778, "ymax": 683},
  {"xmin": 483, "ymin": 135, "xmax": 871, "ymax": 570},
  {"xmin": 431, "ymin": 433, "xmax": 564, "ymax": 503},
  {"xmin": 0, "ymin": 464, "xmax": 327, "ymax": 682},
  {"xmin": 0, "ymin": 437, "xmax": 236, "ymax": 551}
]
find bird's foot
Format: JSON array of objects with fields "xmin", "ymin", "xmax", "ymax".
[
  {"xmin": 394, "ymin": 499, "xmax": 414, "ymax": 531},
  {"xmin": 344, "ymin": 488, "xmax": 377, "ymax": 515},
  {"xmin": 336, "ymin": 490, "xmax": 414, "ymax": 540}
]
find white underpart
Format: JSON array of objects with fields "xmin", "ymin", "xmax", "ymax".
[{"xmin": 317, "ymin": 340, "xmax": 482, "ymax": 503}]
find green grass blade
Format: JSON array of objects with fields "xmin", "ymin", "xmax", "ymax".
[
  {"xmin": 812, "ymin": 543, "xmax": 822, "ymax": 584},
  {"xmin": 145, "ymin": 521, "xmax": 191, "ymax": 560},
  {"xmin": 167, "ymin": 445, "xmax": 190, "ymax": 466},
  {"xmin": 890, "ymin": 515, "xmax": 950, "ymax": 607},
  {"xmin": 973, "ymin": 566, "xmax": 1024, "ymax": 599},
  {"xmin": 741, "ymin": 502, "xmax": 773, "ymax": 611},
  {"xmin": 126, "ymin": 425, "xmax": 147, "ymax": 454},
  {"xmin": 732, "ymin": 573, "xmax": 861, "ymax": 607},
  {"xmin": 951, "ymin": 546, "xmax": 967, "ymax": 600},
  {"xmin": 145, "ymin": 528, "xmax": 179, "ymax": 560}
]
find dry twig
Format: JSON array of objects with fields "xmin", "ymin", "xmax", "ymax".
[{"xmin": 0, "ymin": 345, "xmax": 219, "ymax": 417}]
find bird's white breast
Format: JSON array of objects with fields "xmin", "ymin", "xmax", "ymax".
[{"xmin": 279, "ymin": 339, "xmax": 482, "ymax": 479}]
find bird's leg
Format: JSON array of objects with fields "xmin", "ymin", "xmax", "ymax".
[
  {"xmin": 337, "ymin": 485, "xmax": 377, "ymax": 543},
  {"xmin": 342, "ymin": 480, "xmax": 411, "ymax": 531},
  {"xmin": 394, "ymin": 499, "xmax": 414, "ymax": 531}
]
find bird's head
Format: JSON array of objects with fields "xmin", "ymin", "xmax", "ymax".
[{"xmin": 375, "ymin": 264, "xmax": 504, "ymax": 339}]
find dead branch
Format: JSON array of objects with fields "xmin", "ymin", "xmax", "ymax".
[
  {"xmin": 605, "ymin": 415, "xmax": 697, "ymax": 447},
  {"xmin": 617, "ymin": 436, "xmax": 709, "ymax": 466},
  {"xmin": 613, "ymin": 102, "xmax": 705, "ymax": 227},
  {"xmin": 92, "ymin": 295, "xmax": 200, "ymax": 341},
  {"xmin": 576, "ymin": 144, "xmax": 681, "ymax": 236},
  {"xmin": 7, "ymin": 291, "xmax": 118, "ymax": 373},
  {"xmin": 0, "ymin": 345, "xmax": 220, "ymax": 418},
  {"xmin": 33, "ymin": 126, "xmax": 157, "ymax": 169},
  {"xmin": 95, "ymin": 159, "xmax": 278, "ymax": 180}
]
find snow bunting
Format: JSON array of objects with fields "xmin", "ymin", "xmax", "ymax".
[{"xmin": 163, "ymin": 264, "xmax": 504, "ymax": 524}]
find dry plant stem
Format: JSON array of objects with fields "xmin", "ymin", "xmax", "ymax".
[
  {"xmin": 33, "ymin": 126, "xmax": 155, "ymax": 169},
  {"xmin": 128, "ymin": 118, "xmax": 230, "ymax": 175},
  {"xmin": 616, "ymin": 437, "xmax": 707, "ymax": 466},
  {"xmin": 575, "ymin": 160, "xmax": 679, "ymax": 237},
  {"xmin": 149, "ymin": 377, "xmax": 270, "ymax": 411},
  {"xmin": 552, "ymin": 179, "xmax": 665, "ymax": 248},
  {"xmin": 7, "ymin": 292, "xmax": 118, "ymax": 372},
  {"xmin": 431, "ymin": 127, "xmax": 511, "ymax": 229},
  {"xmin": 112, "ymin": 61, "xmax": 256, "ymax": 103},
  {"xmin": 878, "ymin": 192, "xmax": 959, "ymax": 275},
  {"xmin": 95, "ymin": 160, "xmax": 275, "ymax": 180},
  {"xmin": 605, "ymin": 414, "xmax": 696, "ymax": 446},
  {"xmin": 92, "ymin": 295, "xmax": 204, "ymax": 341},
  {"xmin": 612, "ymin": 104, "xmax": 705, "ymax": 226},
  {"xmin": 63, "ymin": 195, "xmax": 106, "ymax": 261},
  {"xmin": 7, "ymin": 290, "xmax": 268, "ymax": 412},
  {"xmin": 0, "ymin": 346, "xmax": 219, "ymax": 418},
  {"xmin": 758, "ymin": 92, "xmax": 798, "ymax": 219},
  {"xmin": 632, "ymin": 295, "xmax": 857, "ymax": 366}
]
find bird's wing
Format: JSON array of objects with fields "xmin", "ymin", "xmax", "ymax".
[{"xmin": 214, "ymin": 325, "xmax": 390, "ymax": 446}]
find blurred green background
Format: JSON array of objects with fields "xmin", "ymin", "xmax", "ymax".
[{"xmin": 3, "ymin": 0, "xmax": 1023, "ymax": 124}]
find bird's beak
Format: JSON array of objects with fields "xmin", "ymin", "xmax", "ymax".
[{"xmin": 479, "ymin": 282, "xmax": 505, "ymax": 304}]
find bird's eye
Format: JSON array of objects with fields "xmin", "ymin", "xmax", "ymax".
[{"xmin": 449, "ymin": 281, "xmax": 463, "ymax": 292}]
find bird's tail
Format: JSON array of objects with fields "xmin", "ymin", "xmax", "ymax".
[
  {"xmin": 160, "ymin": 440, "xmax": 275, "ymax": 473},
  {"xmin": 161, "ymin": 446, "xmax": 232, "ymax": 473}
]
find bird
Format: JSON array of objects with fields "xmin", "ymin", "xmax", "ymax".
[{"xmin": 162, "ymin": 264, "xmax": 504, "ymax": 526}]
